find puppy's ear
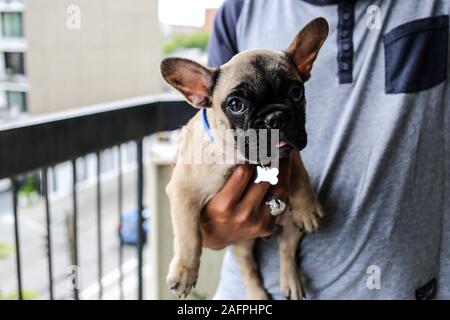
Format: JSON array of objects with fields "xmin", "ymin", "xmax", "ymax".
[
  {"xmin": 284, "ymin": 17, "xmax": 329, "ymax": 81},
  {"xmin": 160, "ymin": 57, "xmax": 216, "ymax": 108}
]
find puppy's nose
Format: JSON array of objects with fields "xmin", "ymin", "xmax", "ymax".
[{"xmin": 264, "ymin": 111, "xmax": 285, "ymax": 130}]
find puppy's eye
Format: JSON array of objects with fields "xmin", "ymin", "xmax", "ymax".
[
  {"xmin": 289, "ymin": 86, "xmax": 303, "ymax": 102},
  {"xmin": 226, "ymin": 97, "xmax": 247, "ymax": 115}
]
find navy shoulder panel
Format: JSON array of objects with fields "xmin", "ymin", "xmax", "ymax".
[{"xmin": 207, "ymin": 0, "xmax": 245, "ymax": 67}]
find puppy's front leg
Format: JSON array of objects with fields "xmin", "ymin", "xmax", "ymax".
[
  {"xmin": 289, "ymin": 152, "xmax": 324, "ymax": 233},
  {"xmin": 277, "ymin": 213, "xmax": 304, "ymax": 300},
  {"xmin": 233, "ymin": 240, "xmax": 269, "ymax": 300},
  {"xmin": 166, "ymin": 182, "xmax": 202, "ymax": 298}
]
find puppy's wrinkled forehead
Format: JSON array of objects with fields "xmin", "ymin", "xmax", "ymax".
[{"xmin": 213, "ymin": 50, "xmax": 300, "ymax": 103}]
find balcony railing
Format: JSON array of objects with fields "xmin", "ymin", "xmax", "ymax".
[{"xmin": 0, "ymin": 95, "xmax": 195, "ymax": 300}]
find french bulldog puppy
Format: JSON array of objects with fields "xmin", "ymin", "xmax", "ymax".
[{"xmin": 160, "ymin": 17, "xmax": 329, "ymax": 300}]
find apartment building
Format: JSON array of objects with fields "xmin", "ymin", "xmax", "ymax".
[
  {"xmin": 0, "ymin": 0, "xmax": 162, "ymax": 120},
  {"xmin": 0, "ymin": 0, "xmax": 27, "ymax": 119}
]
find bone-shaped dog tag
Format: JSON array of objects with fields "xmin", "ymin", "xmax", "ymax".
[{"xmin": 254, "ymin": 166, "xmax": 279, "ymax": 185}]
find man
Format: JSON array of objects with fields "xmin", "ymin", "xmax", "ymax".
[{"xmin": 200, "ymin": 0, "xmax": 450, "ymax": 299}]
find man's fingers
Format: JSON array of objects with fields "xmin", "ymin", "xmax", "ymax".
[
  {"xmin": 267, "ymin": 153, "xmax": 292, "ymax": 198},
  {"xmin": 278, "ymin": 154, "xmax": 292, "ymax": 184},
  {"xmin": 219, "ymin": 165, "xmax": 254, "ymax": 204},
  {"xmin": 262, "ymin": 208, "xmax": 277, "ymax": 232},
  {"xmin": 239, "ymin": 155, "xmax": 292, "ymax": 216},
  {"xmin": 240, "ymin": 180, "xmax": 271, "ymax": 210},
  {"xmin": 254, "ymin": 207, "xmax": 280, "ymax": 238}
]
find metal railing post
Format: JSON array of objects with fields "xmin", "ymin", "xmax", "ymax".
[
  {"xmin": 42, "ymin": 168, "xmax": 54, "ymax": 300},
  {"xmin": 71, "ymin": 160, "xmax": 80, "ymax": 300},
  {"xmin": 11, "ymin": 178, "xmax": 23, "ymax": 300},
  {"xmin": 136, "ymin": 139, "xmax": 144, "ymax": 300}
]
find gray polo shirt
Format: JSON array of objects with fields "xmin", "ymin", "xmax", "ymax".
[{"xmin": 208, "ymin": 0, "xmax": 450, "ymax": 300}]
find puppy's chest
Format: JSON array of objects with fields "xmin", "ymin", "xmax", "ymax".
[
  {"xmin": 176, "ymin": 116, "xmax": 237, "ymax": 204},
  {"xmin": 195, "ymin": 164, "xmax": 234, "ymax": 204}
]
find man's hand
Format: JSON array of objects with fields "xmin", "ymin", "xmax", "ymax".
[{"xmin": 200, "ymin": 155, "xmax": 292, "ymax": 249}]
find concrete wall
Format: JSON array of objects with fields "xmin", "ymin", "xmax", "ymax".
[
  {"xmin": 149, "ymin": 159, "xmax": 224, "ymax": 300},
  {"xmin": 24, "ymin": 0, "xmax": 162, "ymax": 115}
]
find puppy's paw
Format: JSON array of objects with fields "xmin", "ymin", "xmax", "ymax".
[
  {"xmin": 167, "ymin": 258, "xmax": 199, "ymax": 299},
  {"xmin": 292, "ymin": 200, "xmax": 324, "ymax": 233},
  {"xmin": 246, "ymin": 288, "xmax": 270, "ymax": 300},
  {"xmin": 280, "ymin": 272, "xmax": 304, "ymax": 300}
]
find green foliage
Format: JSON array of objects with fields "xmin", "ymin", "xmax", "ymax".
[
  {"xmin": 0, "ymin": 243, "xmax": 13, "ymax": 260},
  {"xmin": 18, "ymin": 176, "xmax": 38, "ymax": 200},
  {"xmin": 163, "ymin": 31, "xmax": 210, "ymax": 54},
  {"xmin": 189, "ymin": 290, "xmax": 208, "ymax": 300},
  {"xmin": 0, "ymin": 289, "xmax": 40, "ymax": 300}
]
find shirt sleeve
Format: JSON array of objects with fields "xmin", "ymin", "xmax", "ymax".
[{"xmin": 207, "ymin": 0, "xmax": 245, "ymax": 67}]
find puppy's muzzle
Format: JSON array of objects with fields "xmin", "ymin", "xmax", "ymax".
[{"xmin": 263, "ymin": 110, "xmax": 286, "ymax": 130}]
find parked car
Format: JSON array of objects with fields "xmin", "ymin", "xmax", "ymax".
[
  {"xmin": 117, "ymin": 208, "xmax": 149, "ymax": 245},
  {"xmin": 0, "ymin": 179, "xmax": 11, "ymax": 193}
]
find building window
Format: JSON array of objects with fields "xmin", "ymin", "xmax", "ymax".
[
  {"xmin": 6, "ymin": 90, "xmax": 26, "ymax": 113},
  {"xmin": 4, "ymin": 52, "xmax": 25, "ymax": 75},
  {"xmin": 1, "ymin": 12, "xmax": 23, "ymax": 38}
]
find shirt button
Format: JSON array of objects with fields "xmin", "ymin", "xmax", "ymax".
[
  {"xmin": 341, "ymin": 62, "xmax": 350, "ymax": 71},
  {"xmin": 341, "ymin": 30, "xmax": 349, "ymax": 38},
  {"xmin": 342, "ymin": 43, "xmax": 351, "ymax": 51},
  {"xmin": 343, "ymin": 12, "xmax": 351, "ymax": 21},
  {"xmin": 341, "ymin": 50, "xmax": 352, "ymax": 58}
]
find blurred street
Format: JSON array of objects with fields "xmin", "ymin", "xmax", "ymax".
[
  {"xmin": 0, "ymin": 0, "xmax": 223, "ymax": 300},
  {"xmin": 0, "ymin": 165, "xmax": 152, "ymax": 300}
]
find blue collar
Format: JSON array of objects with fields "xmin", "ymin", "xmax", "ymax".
[{"xmin": 202, "ymin": 108, "xmax": 215, "ymax": 143}]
